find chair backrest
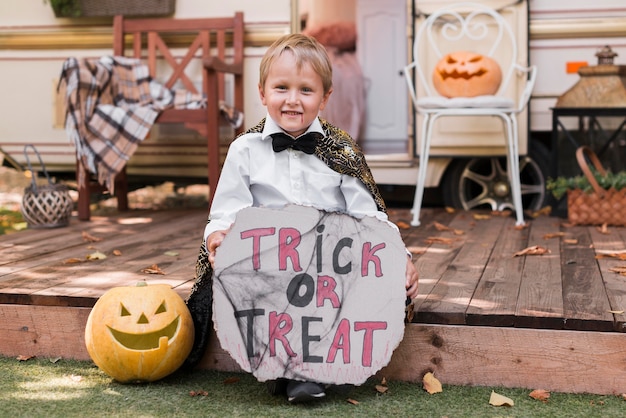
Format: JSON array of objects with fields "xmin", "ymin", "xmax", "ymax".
[
  {"xmin": 112, "ymin": 12, "xmax": 244, "ymax": 106},
  {"xmin": 409, "ymin": 2, "xmax": 520, "ymax": 101}
]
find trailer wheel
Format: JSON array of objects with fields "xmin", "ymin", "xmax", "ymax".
[{"xmin": 441, "ymin": 139, "xmax": 550, "ymax": 212}]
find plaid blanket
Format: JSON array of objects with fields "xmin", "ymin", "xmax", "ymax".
[{"xmin": 59, "ymin": 56, "xmax": 242, "ymax": 193}]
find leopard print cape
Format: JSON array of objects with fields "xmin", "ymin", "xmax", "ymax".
[{"xmin": 183, "ymin": 118, "xmax": 387, "ymax": 368}]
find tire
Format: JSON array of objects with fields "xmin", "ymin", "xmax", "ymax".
[{"xmin": 442, "ymin": 139, "xmax": 551, "ymax": 212}]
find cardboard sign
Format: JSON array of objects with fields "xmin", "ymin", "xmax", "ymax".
[{"xmin": 212, "ymin": 205, "xmax": 406, "ymax": 385}]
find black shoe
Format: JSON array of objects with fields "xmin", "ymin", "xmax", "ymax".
[
  {"xmin": 286, "ymin": 381, "xmax": 326, "ymax": 403},
  {"xmin": 266, "ymin": 378, "xmax": 288, "ymax": 396}
]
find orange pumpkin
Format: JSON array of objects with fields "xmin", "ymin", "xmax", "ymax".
[
  {"xmin": 85, "ymin": 282, "xmax": 194, "ymax": 383},
  {"xmin": 432, "ymin": 51, "xmax": 502, "ymax": 98}
]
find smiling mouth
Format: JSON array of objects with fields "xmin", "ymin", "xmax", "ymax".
[{"xmin": 107, "ymin": 316, "xmax": 180, "ymax": 350}]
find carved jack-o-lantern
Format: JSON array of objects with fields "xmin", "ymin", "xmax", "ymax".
[
  {"xmin": 85, "ymin": 282, "xmax": 194, "ymax": 383},
  {"xmin": 432, "ymin": 51, "xmax": 502, "ymax": 98}
]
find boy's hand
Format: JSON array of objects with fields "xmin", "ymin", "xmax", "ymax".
[
  {"xmin": 405, "ymin": 257, "xmax": 419, "ymax": 299},
  {"xmin": 206, "ymin": 229, "xmax": 230, "ymax": 268}
]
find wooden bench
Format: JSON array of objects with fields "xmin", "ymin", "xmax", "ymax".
[{"xmin": 76, "ymin": 12, "xmax": 245, "ymax": 220}]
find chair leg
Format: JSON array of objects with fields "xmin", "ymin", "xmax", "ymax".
[
  {"xmin": 411, "ymin": 114, "xmax": 434, "ymax": 227},
  {"xmin": 114, "ymin": 166, "xmax": 129, "ymax": 212},
  {"xmin": 504, "ymin": 115, "xmax": 525, "ymax": 226},
  {"xmin": 76, "ymin": 159, "xmax": 91, "ymax": 221}
]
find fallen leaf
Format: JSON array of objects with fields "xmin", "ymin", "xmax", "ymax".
[
  {"xmin": 422, "ymin": 372, "xmax": 443, "ymax": 394},
  {"xmin": 514, "ymin": 223, "xmax": 528, "ymax": 231},
  {"xmin": 223, "ymin": 376, "xmax": 240, "ymax": 385},
  {"xmin": 63, "ymin": 257, "xmax": 83, "ymax": 264},
  {"xmin": 380, "ymin": 377, "xmax": 387, "ymax": 386},
  {"xmin": 597, "ymin": 223, "xmax": 610, "ymax": 234},
  {"xmin": 596, "ymin": 252, "xmax": 626, "ymax": 260},
  {"xmin": 491, "ymin": 210, "xmax": 512, "ymax": 217},
  {"xmin": 164, "ymin": 251, "xmax": 180, "ymax": 257},
  {"xmin": 529, "ymin": 389, "xmax": 550, "ymax": 402},
  {"xmin": 445, "ymin": 207, "xmax": 456, "ymax": 214},
  {"xmin": 375, "ymin": 385, "xmax": 388, "ymax": 394},
  {"xmin": 141, "ymin": 264, "xmax": 165, "ymax": 275},
  {"xmin": 543, "ymin": 232, "xmax": 565, "ymax": 240},
  {"xmin": 513, "ymin": 246, "xmax": 551, "ymax": 257},
  {"xmin": 347, "ymin": 398, "xmax": 360, "ymax": 405},
  {"xmin": 86, "ymin": 251, "xmax": 107, "ymax": 260},
  {"xmin": 189, "ymin": 390, "xmax": 209, "ymax": 397},
  {"xmin": 16, "ymin": 355, "xmax": 35, "ymax": 361},
  {"xmin": 609, "ymin": 310, "xmax": 624, "ymax": 314},
  {"xmin": 489, "ymin": 390, "xmax": 514, "ymax": 406},
  {"xmin": 396, "ymin": 221, "xmax": 411, "ymax": 230},
  {"xmin": 433, "ymin": 222, "xmax": 465, "ymax": 235},
  {"xmin": 608, "ymin": 266, "xmax": 626, "ymax": 276},
  {"xmin": 407, "ymin": 246, "xmax": 426, "ymax": 256},
  {"xmin": 81, "ymin": 231, "xmax": 102, "ymax": 242},
  {"xmin": 531, "ymin": 206, "xmax": 552, "ymax": 218},
  {"xmin": 473, "ymin": 213, "xmax": 491, "ymax": 220},
  {"xmin": 424, "ymin": 236, "xmax": 457, "ymax": 246},
  {"xmin": 563, "ymin": 239, "xmax": 578, "ymax": 245},
  {"xmin": 112, "ymin": 249, "xmax": 122, "ymax": 256}
]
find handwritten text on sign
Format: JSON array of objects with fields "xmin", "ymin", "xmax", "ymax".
[{"xmin": 212, "ymin": 205, "xmax": 406, "ymax": 385}]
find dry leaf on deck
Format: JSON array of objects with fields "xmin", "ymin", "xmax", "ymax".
[
  {"xmin": 563, "ymin": 238, "xmax": 578, "ymax": 245},
  {"xmin": 422, "ymin": 372, "xmax": 443, "ymax": 394},
  {"xmin": 596, "ymin": 252, "xmax": 626, "ymax": 260},
  {"xmin": 608, "ymin": 266, "xmax": 626, "ymax": 276},
  {"xmin": 433, "ymin": 222, "xmax": 465, "ymax": 235},
  {"xmin": 112, "ymin": 249, "xmax": 122, "ymax": 256},
  {"xmin": 543, "ymin": 232, "xmax": 565, "ymax": 240},
  {"xmin": 407, "ymin": 246, "xmax": 426, "ymax": 256},
  {"xmin": 141, "ymin": 264, "xmax": 166, "ymax": 275},
  {"xmin": 81, "ymin": 231, "xmax": 102, "ymax": 242},
  {"xmin": 445, "ymin": 206, "xmax": 456, "ymax": 214},
  {"xmin": 396, "ymin": 220, "xmax": 411, "ymax": 230},
  {"xmin": 531, "ymin": 206, "xmax": 552, "ymax": 218},
  {"xmin": 513, "ymin": 246, "xmax": 551, "ymax": 257},
  {"xmin": 425, "ymin": 236, "xmax": 457, "ymax": 246},
  {"xmin": 63, "ymin": 257, "xmax": 83, "ymax": 264},
  {"xmin": 86, "ymin": 251, "xmax": 107, "ymax": 260},
  {"xmin": 473, "ymin": 213, "xmax": 491, "ymax": 220},
  {"xmin": 597, "ymin": 223, "xmax": 610, "ymax": 234},
  {"xmin": 164, "ymin": 251, "xmax": 180, "ymax": 257},
  {"xmin": 491, "ymin": 210, "xmax": 512, "ymax": 217},
  {"xmin": 489, "ymin": 390, "xmax": 514, "ymax": 406},
  {"xmin": 529, "ymin": 389, "xmax": 550, "ymax": 402},
  {"xmin": 609, "ymin": 310, "xmax": 624, "ymax": 314}
]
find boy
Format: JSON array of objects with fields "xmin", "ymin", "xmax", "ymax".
[{"xmin": 186, "ymin": 33, "xmax": 418, "ymax": 403}]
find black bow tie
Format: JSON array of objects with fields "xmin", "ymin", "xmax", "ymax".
[{"xmin": 271, "ymin": 132, "xmax": 321, "ymax": 155}]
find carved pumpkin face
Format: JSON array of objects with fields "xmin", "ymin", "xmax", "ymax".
[
  {"xmin": 85, "ymin": 282, "xmax": 194, "ymax": 383},
  {"xmin": 432, "ymin": 51, "xmax": 502, "ymax": 98}
]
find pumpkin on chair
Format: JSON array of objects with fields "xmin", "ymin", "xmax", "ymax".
[
  {"xmin": 85, "ymin": 282, "xmax": 194, "ymax": 383},
  {"xmin": 432, "ymin": 51, "xmax": 502, "ymax": 98}
]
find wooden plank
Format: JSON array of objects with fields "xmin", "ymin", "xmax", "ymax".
[
  {"xmin": 561, "ymin": 226, "xmax": 614, "ymax": 331},
  {"xmin": 588, "ymin": 225, "xmax": 626, "ymax": 332},
  {"xmin": 416, "ymin": 211, "xmax": 505, "ymax": 325},
  {"xmin": 0, "ymin": 304, "xmax": 91, "ymax": 360},
  {"xmin": 515, "ymin": 215, "xmax": 565, "ymax": 329},
  {"xmin": 466, "ymin": 216, "xmax": 528, "ymax": 326},
  {"xmin": 379, "ymin": 324, "xmax": 626, "ymax": 395}
]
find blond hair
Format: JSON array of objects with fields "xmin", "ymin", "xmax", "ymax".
[{"xmin": 259, "ymin": 33, "xmax": 333, "ymax": 94}]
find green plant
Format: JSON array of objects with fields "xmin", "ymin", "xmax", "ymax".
[
  {"xmin": 547, "ymin": 169, "xmax": 626, "ymax": 200},
  {"xmin": 44, "ymin": 0, "xmax": 82, "ymax": 18}
]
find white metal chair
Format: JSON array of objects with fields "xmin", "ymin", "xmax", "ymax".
[{"xmin": 404, "ymin": 2, "xmax": 536, "ymax": 226}]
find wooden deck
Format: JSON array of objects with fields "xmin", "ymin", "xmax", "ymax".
[{"xmin": 1, "ymin": 207, "xmax": 625, "ymax": 395}]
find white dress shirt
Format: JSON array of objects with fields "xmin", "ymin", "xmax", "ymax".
[{"xmin": 203, "ymin": 115, "xmax": 391, "ymax": 242}]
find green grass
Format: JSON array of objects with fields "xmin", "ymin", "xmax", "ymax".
[{"xmin": 0, "ymin": 356, "xmax": 623, "ymax": 417}]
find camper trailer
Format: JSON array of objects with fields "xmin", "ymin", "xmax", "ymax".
[{"xmin": 1, "ymin": 0, "xmax": 625, "ymax": 212}]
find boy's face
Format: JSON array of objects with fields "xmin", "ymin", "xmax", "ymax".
[{"xmin": 259, "ymin": 50, "xmax": 332, "ymax": 138}]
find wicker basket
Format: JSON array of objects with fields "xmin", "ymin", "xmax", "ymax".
[
  {"xmin": 567, "ymin": 146, "xmax": 626, "ymax": 226},
  {"xmin": 20, "ymin": 145, "xmax": 73, "ymax": 229},
  {"xmin": 52, "ymin": 0, "xmax": 176, "ymax": 18}
]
